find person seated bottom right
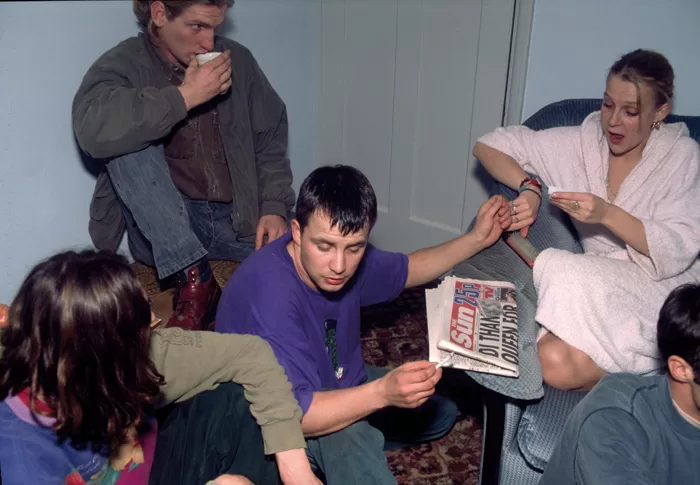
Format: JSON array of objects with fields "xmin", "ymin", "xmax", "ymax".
[
  {"xmin": 474, "ymin": 49, "xmax": 700, "ymax": 391},
  {"xmin": 540, "ymin": 283, "xmax": 700, "ymax": 485}
]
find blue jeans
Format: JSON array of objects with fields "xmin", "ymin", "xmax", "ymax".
[
  {"xmin": 305, "ymin": 365, "xmax": 458, "ymax": 485},
  {"xmin": 106, "ymin": 145, "xmax": 254, "ymax": 279}
]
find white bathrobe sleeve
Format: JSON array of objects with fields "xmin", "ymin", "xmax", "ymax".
[
  {"xmin": 628, "ymin": 138, "xmax": 700, "ymax": 280},
  {"xmin": 477, "ymin": 125, "xmax": 582, "ymax": 187}
]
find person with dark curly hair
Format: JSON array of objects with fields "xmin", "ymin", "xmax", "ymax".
[{"xmin": 0, "ymin": 250, "xmax": 319, "ymax": 485}]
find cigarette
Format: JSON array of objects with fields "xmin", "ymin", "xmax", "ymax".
[{"xmin": 436, "ymin": 353, "xmax": 454, "ymax": 368}]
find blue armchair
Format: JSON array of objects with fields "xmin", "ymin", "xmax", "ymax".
[{"xmin": 477, "ymin": 98, "xmax": 700, "ymax": 485}]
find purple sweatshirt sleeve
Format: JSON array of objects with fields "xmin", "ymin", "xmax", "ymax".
[
  {"xmin": 358, "ymin": 245, "xmax": 409, "ymax": 307},
  {"xmin": 217, "ymin": 287, "xmax": 321, "ymax": 415}
]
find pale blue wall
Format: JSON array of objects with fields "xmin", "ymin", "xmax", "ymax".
[
  {"xmin": 5, "ymin": 0, "xmax": 700, "ymax": 303},
  {"xmin": 0, "ymin": 0, "xmax": 319, "ymax": 303},
  {"xmin": 523, "ymin": 0, "xmax": 700, "ymax": 120}
]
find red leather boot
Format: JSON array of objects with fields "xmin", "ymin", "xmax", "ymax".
[{"xmin": 166, "ymin": 265, "xmax": 221, "ymax": 331}]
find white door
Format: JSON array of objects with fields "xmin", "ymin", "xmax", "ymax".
[{"xmin": 317, "ymin": 0, "xmax": 515, "ymax": 253}]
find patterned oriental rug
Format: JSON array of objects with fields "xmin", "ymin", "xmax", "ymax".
[{"xmin": 137, "ymin": 261, "xmax": 484, "ymax": 485}]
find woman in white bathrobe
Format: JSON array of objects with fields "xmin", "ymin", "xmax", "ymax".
[{"xmin": 474, "ymin": 49, "xmax": 700, "ymax": 391}]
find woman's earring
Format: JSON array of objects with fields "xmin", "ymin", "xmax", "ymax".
[{"xmin": 652, "ymin": 120, "xmax": 661, "ymax": 130}]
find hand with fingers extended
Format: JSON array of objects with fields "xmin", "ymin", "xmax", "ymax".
[
  {"xmin": 377, "ymin": 360, "xmax": 442, "ymax": 409},
  {"xmin": 550, "ymin": 192, "xmax": 610, "ymax": 224},
  {"xmin": 506, "ymin": 190, "xmax": 541, "ymax": 238},
  {"xmin": 178, "ymin": 50, "xmax": 233, "ymax": 111},
  {"xmin": 472, "ymin": 194, "xmax": 509, "ymax": 249}
]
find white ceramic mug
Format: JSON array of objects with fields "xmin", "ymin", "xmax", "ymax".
[{"xmin": 196, "ymin": 52, "xmax": 223, "ymax": 66}]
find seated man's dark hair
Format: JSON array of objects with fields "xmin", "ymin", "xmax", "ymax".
[
  {"xmin": 657, "ymin": 283, "xmax": 700, "ymax": 381},
  {"xmin": 0, "ymin": 250, "xmax": 164, "ymax": 448},
  {"xmin": 133, "ymin": 0, "xmax": 234, "ymax": 29},
  {"xmin": 295, "ymin": 165, "xmax": 378, "ymax": 235}
]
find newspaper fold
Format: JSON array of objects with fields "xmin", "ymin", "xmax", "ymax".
[{"xmin": 426, "ymin": 276, "xmax": 519, "ymax": 377}]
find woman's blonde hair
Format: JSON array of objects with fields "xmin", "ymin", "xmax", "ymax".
[{"xmin": 608, "ymin": 49, "xmax": 674, "ymax": 110}]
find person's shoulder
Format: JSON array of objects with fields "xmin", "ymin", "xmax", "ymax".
[
  {"xmin": 578, "ymin": 373, "xmax": 661, "ymax": 416},
  {"xmin": 535, "ymin": 123, "xmax": 583, "ymax": 142},
  {"xmin": 217, "ymin": 36, "xmax": 255, "ymax": 64},
  {"xmin": 673, "ymin": 132, "xmax": 700, "ymax": 159},
  {"xmin": 217, "ymin": 243, "xmax": 306, "ymax": 334},
  {"xmin": 358, "ymin": 244, "xmax": 406, "ymax": 274},
  {"xmin": 83, "ymin": 35, "xmax": 147, "ymax": 79},
  {"xmin": 110, "ymin": 35, "xmax": 145, "ymax": 53},
  {"xmin": 368, "ymin": 243, "xmax": 409, "ymax": 265},
  {"xmin": 653, "ymin": 126, "xmax": 700, "ymax": 181},
  {"xmin": 230, "ymin": 238, "xmax": 292, "ymax": 277},
  {"xmin": 95, "ymin": 35, "xmax": 146, "ymax": 65},
  {"xmin": 363, "ymin": 243, "xmax": 406, "ymax": 262},
  {"xmin": 592, "ymin": 373, "xmax": 659, "ymax": 398},
  {"xmin": 0, "ymin": 399, "xmax": 58, "ymax": 451},
  {"xmin": 221, "ymin": 239, "xmax": 301, "ymax": 302},
  {"xmin": 568, "ymin": 375, "xmax": 664, "ymax": 461},
  {"xmin": 565, "ymin": 374, "xmax": 657, "ymax": 445},
  {"xmin": 218, "ymin": 36, "xmax": 251, "ymax": 54},
  {"xmin": 490, "ymin": 123, "xmax": 582, "ymax": 152},
  {"xmin": 0, "ymin": 399, "xmax": 14, "ymax": 423}
]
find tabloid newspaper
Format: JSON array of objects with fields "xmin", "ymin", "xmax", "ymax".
[{"xmin": 426, "ymin": 276, "xmax": 519, "ymax": 377}]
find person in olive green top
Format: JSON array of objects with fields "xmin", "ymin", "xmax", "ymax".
[
  {"xmin": 72, "ymin": 0, "xmax": 296, "ymax": 332},
  {"xmin": 0, "ymin": 250, "xmax": 320, "ymax": 485}
]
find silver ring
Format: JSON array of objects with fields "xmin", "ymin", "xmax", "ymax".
[
  {"xmin": 571, "ymin": 201, "xmax": 580, "ymax": 211},
  {"xmin": 511, "ymin": 203, "xmax": 517, "ymax": 215}
]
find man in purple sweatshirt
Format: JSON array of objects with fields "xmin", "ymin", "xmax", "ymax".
[{"xmin": 216, "ymin": 165, "xmax": 509, "ymax": 484}]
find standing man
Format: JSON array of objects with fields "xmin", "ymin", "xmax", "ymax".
[
  {"xmin": 216, "ymin": 165, "xmax": 510, "ymax": 484},
  {"xmin": 73, "ymin": 0, "xmax": 295, "ymax": 331},
  {"xmin": 541, "ymin": 283, "xmax": 700, "ymax": 484}
]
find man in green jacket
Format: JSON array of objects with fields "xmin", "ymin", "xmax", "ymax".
[{"xmin": 72, "ymin": 0, "xmax": 295, "ymax": 331}]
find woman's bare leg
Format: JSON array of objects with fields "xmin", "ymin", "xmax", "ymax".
[{"xmin": 538, "ymin": 333, "xmax": 606, "ymax": 391}]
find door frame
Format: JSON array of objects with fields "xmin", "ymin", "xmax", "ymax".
[
  {"xmin": 504, "ymin": 0, "xmax": 535, "ymax": 126},
  {"xmin": 316, "ymin": 0, "xmax": 535, "ymax": 145},
  {"xmin": 314, "ymin": 0, "xmax": 535, "ymax": 252}
]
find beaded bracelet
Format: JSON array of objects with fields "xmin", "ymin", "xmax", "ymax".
[
  {"xmin": 520, "ymin": 187, "xmax": 542, "ymax": 200},
  {"xmin": 518, "ymin": 175, "xmax": 543, "ymax": 198}
]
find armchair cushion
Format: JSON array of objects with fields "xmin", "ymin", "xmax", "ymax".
[{"xmin": 517, "ymin": 386, "xmax": 588, "ymax": 471}]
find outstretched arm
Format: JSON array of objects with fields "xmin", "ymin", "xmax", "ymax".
[
  {"xmin": 301, "ymin": 361, "xmax": 441, "ymax": 437},
  {"xmin": 405, "ymin": 195, "xmax": 509, "ymax": 288},
  {"xmin": 473, "ymin": 142, "xmax": 530, "ymax": 190},
  {"xmin": 150, "ymin": 329, "xmax": 305, "ymax": 455}
]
